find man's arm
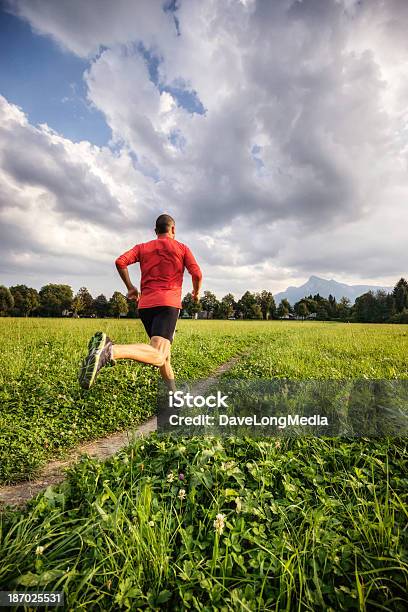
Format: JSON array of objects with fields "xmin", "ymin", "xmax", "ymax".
[
  {"xmin": 192, "ymin": 273, "xmax": 202, "ymax": 303},
  {"xmin": 115, "ymin": 245, "xmax": 140, "ymax": 301},
  {"xmin": 184, "ymin": 246, "xmax": 203, "ymax": 302}
]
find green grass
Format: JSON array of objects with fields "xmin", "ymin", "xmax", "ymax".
[
  {"xmin": 0, "ymin": 319, "xmax": 407, "ymax": 610},
  {"xmin": 1, "ymin": 436, "xmax": 407, "ymax": 610},
  {"xmin": 0, "ymin": 319, "xmax": 260, "ymax": 484},
  {"xmin": 1, "ymin": 320, "xmax": 407, "ymax": 483},
  {"xmin": 224, "ymin": 322, "xmax": 408, "ymax": 379}
]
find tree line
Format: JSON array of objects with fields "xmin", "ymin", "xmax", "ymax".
[
  {"xmin": 0, "ymin": 285, "xmax": 134, "ymax": 319},
  {"xmin": 0, "ymin": 278, "xmax": 407, "ymax": 323},
  {"xmin": 181, "ymin": 278, "xmax": 408, "ymax": 323},
  {"xmin": 285, "ymin": 279, "xmax": 408, "ymax": 323}
]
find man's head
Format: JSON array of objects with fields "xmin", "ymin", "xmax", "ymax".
[{"xmin": 155, "ymin": 214, "xmax": 175, "ymax": 238}]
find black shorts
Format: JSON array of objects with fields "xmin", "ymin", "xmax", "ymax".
[{"xmin": 138, "ymin": 306, "xmax": 180, "ymax": 343}]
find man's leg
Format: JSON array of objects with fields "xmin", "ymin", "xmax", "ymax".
[
  {"xmin": 112, "ymin": 335, "xmax": 169, "ymax": 367},
  {"xmin": 113, "ymin": 336, "xmax": 175, "ymax": 391},
  {"xmin": 79, "ymin": 308, "xmax": 178, "ymax": 390},
  {"xmin": 79, "ymin": 334, "xmax": 170, "ymax": 390},
  {"xmin": 159, "ymin": 347, "xmax": 176, "ymax": 392}
]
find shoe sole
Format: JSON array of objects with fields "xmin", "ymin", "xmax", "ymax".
[{"xmin": 78, "ymin": 331, "xmax": 106, "ymax": 390}]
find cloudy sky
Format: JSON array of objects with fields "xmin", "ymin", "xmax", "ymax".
[{"xmin": 0, "ymin": 0, "xmax": 407, "ymax": 299}]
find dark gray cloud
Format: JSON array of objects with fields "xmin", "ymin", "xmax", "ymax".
[
  {"xmin": 145, "ymin": 0, "xmax": 399, "ymax": 238},
  {"xmin": 0, "ymin": 116, "xmax": 123, "ymax": 228}
]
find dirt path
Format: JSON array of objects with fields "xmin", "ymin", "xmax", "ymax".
[{"xmin": 0, "ymin": 356, "xmax": 240, "ymax": 509}]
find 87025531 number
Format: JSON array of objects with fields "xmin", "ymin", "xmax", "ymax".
[{"xmin": 0, "ymin": 592, "xmax": 64, "ymax": 607}]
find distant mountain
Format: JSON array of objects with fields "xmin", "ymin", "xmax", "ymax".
[{"xmin": 275, "ymin": 275, "xmax": 392, "ymax": 305}]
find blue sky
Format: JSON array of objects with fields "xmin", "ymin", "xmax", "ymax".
[
  {"xmin": 138, "ymin": 43, "xmax": 205, "ymax": 115},
  {"xmin": 0, "ymin": 7, "xmax": 111, "ymax": 145},
  {"xmin": 0, "ymin": 6, "xmax": 204, "ymax": 147},
  {"xmin": 0, "ymin": 0, "xmax": 407, "ymax": 297},
  {"xmin": 0, "ymin": 8, "xmax": 111, "ymax": 145}
]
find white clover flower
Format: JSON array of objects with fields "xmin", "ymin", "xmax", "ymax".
[
  {"xmin": 140, "ymin": 445, "xmax": 145, "ymax": 450},
  {"xmin": 178, "ymin": 488, "xmax": 186, "ymax": 500},
  {"xmin": 235, "ymin": 497, "xmax": 242, "ymax": 513},
  {"xmin": 214, "ymin": 513, "xmax": 226, "ymax": 535},
  {"xmin": 148, "ymin": 520, "xmax": 155, "ymax": 527},
  {"xmin": 167, "ymin": 472, "xmax": 175, "ymax": 483},
  {"xmin": 35, "ymin": 546, "xmax": 44, "ymax": 555}
]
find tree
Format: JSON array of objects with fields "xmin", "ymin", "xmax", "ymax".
[
  {"xmin": 250, "ymin": 303, "xmax": 263, "ymax": 320},
  {"xmin": 0, "ymin": 286, "xmax": 14, "ymax": 316},
  {"xmin": 200, "ymin": 291, "xmax": 219, "ymax": 318},
  {"xmin": 72, "ymin": 287, "xmax": 93, "ymax": 315},
  {"xmin": 38, "ymin": 284, "xmax": 73, "ymax": 317},
  {"xmin": 390, "ymin": 308, "xmax": 408, "ymax": 324},
  {"xmin": 216, "ymin": 293, "xmax": 236, "ymax": 319},
  {"xmin": 282, "ymin": 298, "xmax": 292, "ymax": 313},
  {"xmin": 385, "ymin": 293, "xmax": 396, "ymax": 320},
  {"xmin": 9, "ymin": 285, "xmax": 39, "ymax": 316},
  {"xmin": 277, "ymin": 300, "xmax": 289, "ymax": 318},
  {"xmin": 303, "ymin": 298, "xmax": 318, "ymax": 314},
  {"xmin": 297, "ymin": 302, "xmax": 309, "ymax": 320},
  {"xmin": 92, "ymin": 294, "xmax": 109, "ymax": 318},
  {"xmin": 294, "ymin": 300, "xmax": 310, "ymax": 318},
  {"xmin": 338, "ymin": 296, "xmax": 351, "ymax": 321},
  {"xmin": 303, "ymin": 295, "xmax": 331, "ymax": 320},
  {"xmin": 109, "ymin": 292, "xmax": 128, "ymax": 318},
  {"xmin": 257, "ymin": 290, "xmax": 276, "ymax": 320},
  {"xmin": 375, "ymin": 290, "xmax": 392, "ymax": 323},
  {"xmin": 328, "ymin": 294, "xmax": 338, "ymax": 318},
  {"xmin": 182, "ymin": 292, "xmax": 201, "ymax": 317},
  {"xmin": 236, "ymin": 291, "xmax": 257, "ymax": 319},
  {"xmin": 353, "ymin": 291, "xmax": 377, "ymax": 323},
  {"xmin": 393, "ymin": 278, "xmax": 408, "ymax": 313},
  {"xmin": 316, "ymin": 304, "xmax": 329, "ymax": 320}
]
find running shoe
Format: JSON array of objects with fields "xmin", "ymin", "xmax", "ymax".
[{"xmin": 78, "ymin": 331, "xmax": 114, "ymax": 389}]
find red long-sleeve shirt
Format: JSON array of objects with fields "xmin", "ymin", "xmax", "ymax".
[{"xmin": 115, "ymin": 236, "xmax": 202, "ymax": 309}]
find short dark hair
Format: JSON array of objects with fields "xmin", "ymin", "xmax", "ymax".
[{"xmin": 155, "ymin": 214, "xmax": 175, "ymax": 234}]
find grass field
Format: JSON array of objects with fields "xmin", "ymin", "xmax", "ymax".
[
  {"xmin": 0, "ymin": 319, "xmax": 265, "ymax": 484},
  {"xmin": 1, "ymin": 319, "xmax": 407, "ymax": 484},
  {"xmin": 0, "ymin": 319, "xmax": 407, "ymax": 610}
]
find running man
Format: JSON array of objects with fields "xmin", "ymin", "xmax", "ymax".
[{"xmin": 78, "ymin": 214, "xmax": 202, "ymax": 391}]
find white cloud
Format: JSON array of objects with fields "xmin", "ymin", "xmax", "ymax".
[{"xmin": 0, "ymin": 95, "xmax": 165, "ymax": 292}]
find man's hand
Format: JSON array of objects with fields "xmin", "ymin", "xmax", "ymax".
[
  {"xmin": 127, "ymin": 286, "xmax": 140, "ymax": 303},
  {"xmin": 192, "ymin": 290, "xmax": 200, "ymax": 303}
]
